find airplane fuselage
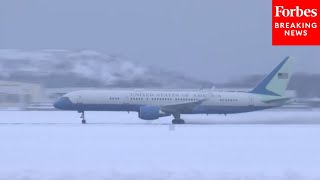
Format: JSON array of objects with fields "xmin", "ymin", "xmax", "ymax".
[{"xmin": 54, "ymin": 89, "xmax": 286, "ymax": 114}]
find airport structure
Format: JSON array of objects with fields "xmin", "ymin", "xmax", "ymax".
[
  {"xmin": 0, "ymin": 82, "xmax": 98, "ymax": 110},
  {"xmin": 0, "ymin": 80, "xmax": 46, "ymax": 110}
]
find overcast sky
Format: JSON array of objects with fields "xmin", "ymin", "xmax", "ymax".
[{"xmin": 0, "ymin": 0, "xmax": 318, "ymax": 82}]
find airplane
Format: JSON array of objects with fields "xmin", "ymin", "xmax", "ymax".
[{"xmin": 54, "ymin": 56, "xmax": 295, "ymax": 124}]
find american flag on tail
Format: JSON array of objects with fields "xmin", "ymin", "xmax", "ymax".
[{"xmin": 278, "ymin": 72, "xmax": 288, "ymax": 79}]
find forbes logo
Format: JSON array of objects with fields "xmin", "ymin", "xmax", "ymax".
[{"xmin": 274, "ymin": 6, "xmax": 317, "ymax": 17}]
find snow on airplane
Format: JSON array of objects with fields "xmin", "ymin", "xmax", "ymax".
[{"xmin": 54, "ymin": 56, "xmax": 294, "ymax": 124}]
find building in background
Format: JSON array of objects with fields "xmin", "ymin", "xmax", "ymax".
[{"xmin": 0, "ymin": 80, "xmax": 47, "ymax": 110}]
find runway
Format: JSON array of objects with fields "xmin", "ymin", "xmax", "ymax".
[
  {"xmin": 0, "ymin": 109, "xmax": 320, "ymax": 125},
  {"xmin": 1, "ymin": 110, "xmax": 320, "ymax": 180}
]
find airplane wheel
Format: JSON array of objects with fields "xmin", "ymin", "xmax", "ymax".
[
  {"xmin": 82, "ymin": 120, "xmax": 87, "ymax": 124},
  {"xmin": 179, "ymin": 119, "xmax": 185, "ymax": 124},
  {"xmin": 172, "ymin": 119, "xmax": 185, "ymax": 124}
]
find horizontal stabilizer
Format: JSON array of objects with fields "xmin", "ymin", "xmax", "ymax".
[{"xmin": 262, "ymin": 97, "xmax": 293, "ymax": 103}]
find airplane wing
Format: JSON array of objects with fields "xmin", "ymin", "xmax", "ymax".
[{"xmin": 160, "ymin": 98, "xmax": 207, "ymax": 113}]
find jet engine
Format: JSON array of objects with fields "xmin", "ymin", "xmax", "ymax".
[{"xmin": 138, "ymin": 106, "xmax": 170, "ymax": 120}]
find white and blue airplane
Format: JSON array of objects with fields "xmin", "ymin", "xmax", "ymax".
[{"xmin": 54, "ymin": 56, "xmax": 294, "ymax": 124}]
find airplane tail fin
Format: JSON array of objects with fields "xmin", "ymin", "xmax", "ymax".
[{"xmin": 249, "ymin": 56, "xmax": 293, "ymax": 96}]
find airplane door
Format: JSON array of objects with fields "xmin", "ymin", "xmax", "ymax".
[
  {"xmin": 77, "ymin": 95, "xmax": 82, "ymax": 104},
  {"xmin": 76, "ymin": 95, "xmax": 84, "ymax": 110},
  {"xmin": 249, "ymin": 95, "xmax": 254, "ymax": 106},
  {"xmin": 122, "ymin": 95, "xmax": 129, "ymax": 104},
  {"xmin": 122, "ymin": 95, "xmax": 130, "ymax": 111}
]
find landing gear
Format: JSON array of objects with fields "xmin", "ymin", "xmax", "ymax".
[
  {"xmin": 172, "ymin": 119, "xmax": 185, "ymax": 124},
  {"xmin": 80, "ymin": 111, "xmax": 86, "ymax": 124},
  {"xmin": 172, "ymin": 113, "xmax": 185, "ymax": 124}
]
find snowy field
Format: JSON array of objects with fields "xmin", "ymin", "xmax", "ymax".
[{"xmin": 1, "ymin": 110, "xmax": 320, "ymax": 180}]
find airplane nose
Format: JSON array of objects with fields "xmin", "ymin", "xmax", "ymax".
[
  {"xmin": 53, "ymin": 97, "xmax": 73, "ymax": 110},
  {"xmin": 53, "ymin": 98, "xmax": 63, "ymax": 109}
]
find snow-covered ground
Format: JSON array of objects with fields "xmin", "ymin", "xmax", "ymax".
[{"xmin": 1, "ymin": 110, "xmax": 320, "ymax": 180}]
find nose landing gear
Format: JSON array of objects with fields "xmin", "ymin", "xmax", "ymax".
[{"xmin": 80, "ymin": 111, "xmax": 86, "ymax": 124}]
